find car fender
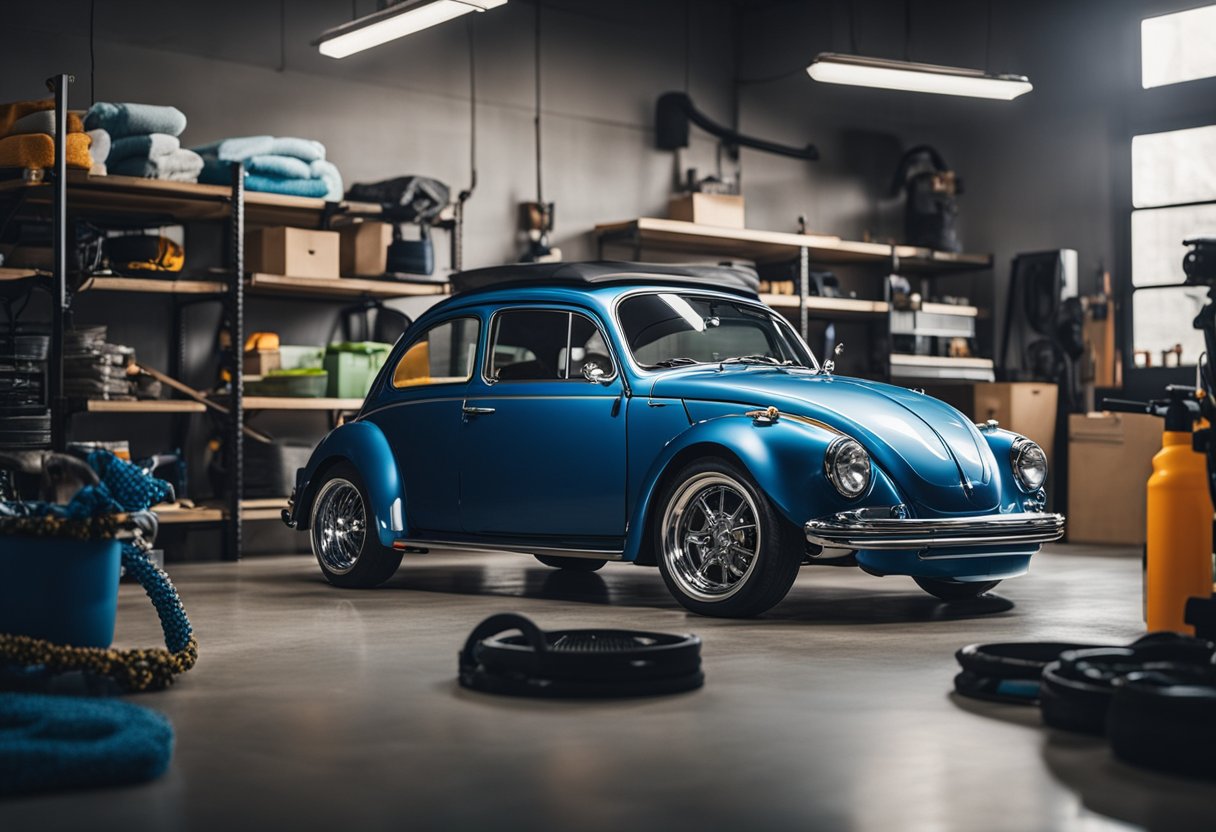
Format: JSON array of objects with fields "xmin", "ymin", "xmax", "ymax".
[
  {"xmin": 293, "ymin": 420, "xmax": 404, "ymax": 548},
  {"xmin": 623, "ymin": 409, "xmax": 904, "ymax": 561}
]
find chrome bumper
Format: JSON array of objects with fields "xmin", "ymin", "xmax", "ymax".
[{"xmin": 804, "ymin": 510, "xmax": 1065, "ymax": 551}]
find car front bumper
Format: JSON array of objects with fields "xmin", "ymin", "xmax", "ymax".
[{"xmin": 804, "ymin": 509, "xmax": 1065, "ymax": 552}]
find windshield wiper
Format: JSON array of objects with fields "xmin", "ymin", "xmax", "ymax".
[
  {"xmin": 650, "ymin": 357, "xmax": 700, "ymax": 368},
  {"xmin": 719, "ymin": 355, "xmax": 793, "ymax": 367}
]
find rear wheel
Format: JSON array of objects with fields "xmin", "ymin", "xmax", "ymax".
[
  {"xmin": 534, "ymin": 555, "xmax": 606, "ymax": 572},
  {"xmin": 310, "ymin": 463, "xmax": 402, "ymax": 588},
  {"xmin": 914, "ymin": 576, "xmax": 1001, "ymax": 601},
  {"xmin": 656, "ymin": 458, "xmax": 801, "ymax": 617}
]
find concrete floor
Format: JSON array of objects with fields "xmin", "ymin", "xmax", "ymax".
[{"xmin": 3, "ymin": 544, "xmax": 1215, "ymax": 832}]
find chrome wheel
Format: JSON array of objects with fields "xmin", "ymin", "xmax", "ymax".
[
  {"xmin": 661, "ymin": 472, "xmax": 762, "ymax": 602},
  {"xmin": 311, "ymin": 477, "xmax": 366, "ymax": 575}
]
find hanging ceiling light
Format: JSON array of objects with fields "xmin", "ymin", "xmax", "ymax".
[
  {"xmin": 315, "ymin": 0, "xmax": 506, "ymax": 59},
  {"xmin": 806, "ymin": 53, "xmax": 1031, "ymax": 100}
]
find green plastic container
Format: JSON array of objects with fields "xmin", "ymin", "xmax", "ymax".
[
  {"xmin": 245, "ymin": 367, "xmax": 328, "ymax": 398},
  {"xmin": 324, "ymin": 342, "xmax": 392, "ymax": 398}
]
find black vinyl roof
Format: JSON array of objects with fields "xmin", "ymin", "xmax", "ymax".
[{"xmin": 450, "ymin": 261, "xmax": 760, "ymax": 298}]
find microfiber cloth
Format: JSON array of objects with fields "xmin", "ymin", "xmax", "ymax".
[
  {"xmin": 311, "ymin": 159, "xmax": 344, "ymax": 202},
  {"xmin": 244, "ymin": 174, "xmax": 330, "ymax": 198},
  {"xmin": 194, "ymin": 135, "xmax": 326, "ymax": 163},
  {"xmin": 0, "ymin": 692, "xmax": 174, "ymax": 796},
  {"xmin": 245, "ymin": 153, "xmax": 311, "ymax": 180},
  {"xmin": 109, "ymin": 133, "xmax": 180, "ymax": 164},
  {"xmin": 87, "ymin": 128, "xmax": 111, "ymax": 163},
  {"xmin": 84, "ymin": 102, "xmax": 187, "ymax": 139},
  {"xmin": 6, "ymin": 110, "xmax": 84, "ymax": 137},
  {"xmin": 110, "ymin": 148, "xmax": 204, "ymax": 182},
  {"xmin": 0, "ymin": 132, "xmax": 92, "ymax": 170}
]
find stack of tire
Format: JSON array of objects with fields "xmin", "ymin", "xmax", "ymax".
[
  {"xmin": 955, "ymin": 632, "xmax": 1216, "ymax": 780},
  {"xmin": 0, "ymin": 332, "xmax": 50, "ymax": 449}
]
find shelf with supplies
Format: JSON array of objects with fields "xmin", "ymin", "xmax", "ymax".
[
  {"xmin": 0, "ymin": 171, "xmax": 381, "ymax": 228},
  {"xmin": 72, "ymin": 273, "xmax": 449, "ymax": 300},
  {"xmin": 594, "ymin": 217, "xmax": 993, "ymax": 272},
  {"xmin": 595, "ymin": 216, "xmax": 994, "ymax": 385}
]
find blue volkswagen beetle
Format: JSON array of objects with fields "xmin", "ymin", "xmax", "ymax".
[{"xmin": 283, "ymin": 262, "xmax": 1064, "ymax": 617}]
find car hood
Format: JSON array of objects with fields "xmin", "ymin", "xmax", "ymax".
[{"xmin": 650, "ymin": 367, "xmax": 999, "ymax": 513}]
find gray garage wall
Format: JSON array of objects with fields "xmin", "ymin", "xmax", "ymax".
[{"xmin": 0, "ymin": 0, "xmax": 1182, "ymax": 551}]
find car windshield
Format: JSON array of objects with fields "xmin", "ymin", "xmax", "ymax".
[{"xmin": 617, "ymin": 292, "xmax": 817, "ymax": 370}]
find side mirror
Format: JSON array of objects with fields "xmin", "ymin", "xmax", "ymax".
[{"xmin": 582, "ymin": 363, "xmax": 608, "ymax": 384}]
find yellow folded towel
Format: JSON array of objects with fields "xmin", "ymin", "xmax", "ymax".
[
  {"xmin": 0, "ymin": 100, "xmax": 84, "ymax": 137},
  {"xmin": 0, "ymin": 133, "xmax": 92, "ymax": 170}
]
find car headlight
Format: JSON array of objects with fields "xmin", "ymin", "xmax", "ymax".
[
  {"xmin": 825, "ymin": 437, "xmax": 871, "ymax": 499},
  {"xmin": 1010, "ymin": 437, "xmax": 1047, "ymax": 492}
]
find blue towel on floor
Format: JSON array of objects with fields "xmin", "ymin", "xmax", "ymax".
[
  {"xmin": 246, "ymin": 154, "xmax": 311, "ymax": 180},
  {"xmin": 109, "ymin": 133, "xmax": 180, "ymax": 164},
  {"xmin": 193, "ymin": 135, "xmax": 325, "ymax": 163},
  {"xmin": 84, "ymin": 103, "xmax": 187, "ymax": 140}
]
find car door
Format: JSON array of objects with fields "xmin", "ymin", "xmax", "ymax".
[
  {"xmin": 362, "ymin": 314, "xmax": 481, "ymax": 535},
  {"xmin": 458, "ymin": 306, "xmax": 627, "ymax": 539}
]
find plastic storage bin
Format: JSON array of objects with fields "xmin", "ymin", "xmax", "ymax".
[
  {"xmin": 324, "ymin": 342, "xmax": 392, "ymax": 398},
  {"xmin": 245, "ymin": 368, "xmax": 328, "ymax": 398},
  {"xmin": 0, "ymin": 536, "xmax": 122, "ymax": 648}
]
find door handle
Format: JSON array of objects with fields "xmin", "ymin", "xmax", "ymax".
[{"xmin": 462, "ymin": 405, "xmax": 496, "ymax": 416}]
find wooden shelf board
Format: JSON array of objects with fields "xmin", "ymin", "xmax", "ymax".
[
  {"xmin": 761, "ymin": 293, "xmax": 888, "ymax": 318},
  {"xmin": 917, "ymin": 302, "xmax": 979, "ymax": 317},
  {"xmin": 242, "ymin": 396, "xmax": 365, "ymax": 410},
  {"xmin": 154, "ymin": 503, "xmax": 223, "ymax": 524},
  {"xmin": 889, "ymin": 354, "xmax": 994, "ymax": 368},
  {"xmin": 246, "ymin": 273, "xmax": 449, "ymax": 299},
  {"xmin": 596, "ymin": 218, "xmax": 992, "ymax": 271},
  {"xmin": 78, "ymin": 275, "xmax": 227, "ymax": 295},
  {"xmin": 154, "ymin": 497, "xmax": 287, "ymax": 525},
  {"xmin": 0, "ymin": 266, "xmax": 46, "ymax": 280},
  {"xmin": 84, "ymin": 399, "xmax": 207, "ymax": 413},
  {"xmin": 0, "ymin": 173, "xmax": 380, "ymax": 228}
]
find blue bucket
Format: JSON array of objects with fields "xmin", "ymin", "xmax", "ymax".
[{"xmin": 0, "ymin": 536, "xmax": 122, "ymax": 648}]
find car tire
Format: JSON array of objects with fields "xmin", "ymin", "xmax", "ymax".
[
  {"xmin": 914, "ymin": 576, "xmax": 1001, "ymax": 601},
  {"xmin": 655, "ymin": 458, "xmax": 801, "ymax": 618},
  {"xmin": 310, "ymin": 462, "xmax": 402, "ymax": 588},
  {"xmin": 534, "ymin": 555, "xmax": 607, "ymax": 572}
]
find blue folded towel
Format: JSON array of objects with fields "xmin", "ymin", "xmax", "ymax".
[
  {"xmin": 245, "ymin": 175, "xmax": 330, "ymax": 198},
  {"xmin": 84, "ymin": 103, "xmax": 187, "ymax": 140},
  {"xmin": 245, "ymin": 154, "xmax": 311, "ymax": 180},
  {"xmin": 310, "ymin": 160, "xmax": 343, "ymax": 202},
  {"xmin": 194, "ymin": 135, "xmax": 325, "ymax": 163},
  {"xmin": 109, "ymin": 133, "xmax": 180, "ymax": 164},
  {"xmin": 111, "ymin": 148, "xmax": 204, "ymax": 182}
]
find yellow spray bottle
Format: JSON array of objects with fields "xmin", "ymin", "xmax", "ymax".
[{"xmin": 1106, "ymin": 386, "xmax": 1213, "ymax": 634}]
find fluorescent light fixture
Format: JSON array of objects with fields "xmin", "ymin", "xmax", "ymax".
[
  {"xmin": 315, "ymin": 0, "xmax": 506, "ymax": 59},
  {"xmin": 806, "ymin": 52, "xmax": 1032, "ymax": 100}
]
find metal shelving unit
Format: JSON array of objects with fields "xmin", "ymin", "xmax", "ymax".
[
  {"xmin": 596, "ymin": 217, "xmax": 994, "ymax": 382},
  {"xmin": 2, "ymin": 74, "xmax": 446, "ymax": 559}
]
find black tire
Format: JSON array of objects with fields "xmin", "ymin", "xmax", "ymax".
[
  {"xmin": 534, "ymin": 554, "xmax": 607, "ymax": 572},
  {"xmin": 309, "ymin": 462, "xmax": 402, "ymax": 588},
  {"xmin": 654, "ymin": 458, "xmax": 801, "ymax": 617},
  {"xmin": 914, "ymin": 576, "xmax": 1000, "ymax": 601}
]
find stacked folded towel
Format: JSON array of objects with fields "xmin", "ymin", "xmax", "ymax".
[
  {"xmin": 0, "ymin": 100, "xmax": 92, "ymax": 171},
  {"xmin": 85, "ymin": 102, "xmax": 203, "ymax": 183},
  {"xmin": 195, "ymin": 135, "xmax": 343, "ymax": 201}
]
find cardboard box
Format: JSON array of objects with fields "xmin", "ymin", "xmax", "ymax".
[
  {"xmin": 972, "ymin": 383, "xmax": 1058, "ymax": 458},
  {"xmin": 243, "ymin": 349, "xmax": 281, "ymax": 376},
  {"xmin": 669, "ymin": 193, "xmax": 745, "ymax": 229},
  {"xmin": 246, "ymin": 227, "xmax": 339, "ymax": 279},
  {"xmin": 1067, "ymin": 412, "xmax": 1161, "ymax": 545},
  {"xmin": 339, "ymin": 221, "xmax": 393, "ymax": 277}
]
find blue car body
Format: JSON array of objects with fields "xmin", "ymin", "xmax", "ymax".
[{"xmin": 286, "ymin": 266, "xmax": 1063, "ymax": 592}]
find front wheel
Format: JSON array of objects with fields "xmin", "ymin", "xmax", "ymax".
[
  {"xmin": 310, "ymin": 463, "xmax": 402, "ymax": 588},
  {"xmin": 534, "ymin": 555, "xmax": 606, "ymax": 572},
  {"xmin": 914, "ymin": 576, "xmax": 1001, "ymax": 601},
  {"xmin": 655, "ymin": 458, "xmax": 801, "ymax": 617}
]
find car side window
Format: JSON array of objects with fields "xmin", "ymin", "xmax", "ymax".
[
  {"xmin": 488, "ymin": 309, "xmax": 615, "ymax": 382},
  {"xmin": 391, "ymin": 316, "xmax": 480, "ymax": 388}
]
